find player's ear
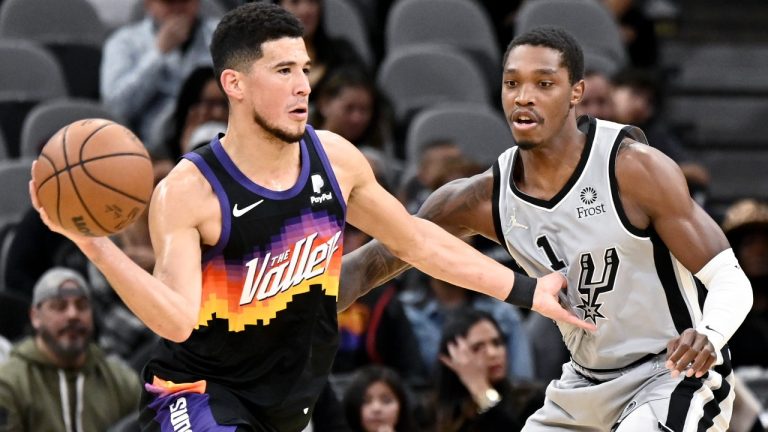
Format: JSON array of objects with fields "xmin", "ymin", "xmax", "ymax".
[
  {"xmin": 221, "ymin": 69, "xmax": 243, "ymax": 101},
  {"xmin": 570, "ymin": 79, "xmax": 585, "ymax": 108}
]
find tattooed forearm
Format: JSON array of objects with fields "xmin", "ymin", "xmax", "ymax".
[{"xmin": 338, "ymin": 239, "xmax": 411, "ymax": 311}]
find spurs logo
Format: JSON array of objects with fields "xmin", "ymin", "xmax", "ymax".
[{"xmin": 576, "ymin": 248, "xmax": 620, "ymax": 323}]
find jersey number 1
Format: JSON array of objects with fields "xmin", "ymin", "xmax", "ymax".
[{"xmin": 536, "ymin": 235, "xmax": 566, "ymax": 270}]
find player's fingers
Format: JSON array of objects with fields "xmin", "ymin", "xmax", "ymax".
[
  {"xmin": 557, "ymin": 307, "xmax": 597, "ymax": 332},
  {"xmin": 28, "ymin": 179, "xmax": 40, "ymax": 209},
  {"xmin": 690, "ymin": 349, "xmax": 716, "ymax": 378}
]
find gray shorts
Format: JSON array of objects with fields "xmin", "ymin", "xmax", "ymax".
[{"xmin": 523, "ymin": 353, "xmax": 734, "ymax": 431}]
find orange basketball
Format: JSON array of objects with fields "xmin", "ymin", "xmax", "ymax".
[{"xmin": 32, "ymin": 119, "xmax": 154, "ymax": 237}]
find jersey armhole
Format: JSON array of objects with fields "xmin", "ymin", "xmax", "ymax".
[
  {"xmin": 183, "ymin": 152, "xmax": 231, "ymax": 264},
  {"xmin": 608, "ymin": 126, "xmax": 651, "ymax": 238},
  {"xmin": 492, "ymin": 160, "xmax": 511, "ymax": 255}
]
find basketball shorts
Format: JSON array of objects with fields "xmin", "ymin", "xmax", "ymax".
[
  {"xmin": 523, "ymin": 351, "xmax": 735, "ymax": 431},
  {"xmin": 139, "ymin": 376, "xmax": 253, "ymax": 432}
]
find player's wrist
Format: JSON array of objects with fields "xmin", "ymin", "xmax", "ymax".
[{"xmin": 505, "ymin": 273, "xmax": 536, "ymax": 309}]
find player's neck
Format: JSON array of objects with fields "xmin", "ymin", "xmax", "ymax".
[
  {"xmin": 220, "ymin": 121, "xmax": 302, "ymax": 190},
  {"xmin": 516, "ymin": 121, "xmax": 586, "ymax": 198}
]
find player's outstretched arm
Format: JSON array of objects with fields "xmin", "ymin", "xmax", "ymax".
[
  {"xmin": 29, "ymin": 160, "xmax": 206, "ymax": 342},
  {"xmin": 615, "ymin": 139, "xmax": 752, "ymax": 377},
  {"xmin": 324, "ymin": 131, "xmax": 594, "ymax": 331}
]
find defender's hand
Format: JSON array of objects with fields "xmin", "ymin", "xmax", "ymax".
[{"xmin": 532, "ymin": 272, "xmax": 596, "ymax": 332}]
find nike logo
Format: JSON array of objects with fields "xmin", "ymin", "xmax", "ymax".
[
  {"xmin": 232, "ymin": 200, "xmax": 264, "ymax": 217},
  {"xmin": 705, "ymin": 325, "xmax": 724, "ymax": 338}
]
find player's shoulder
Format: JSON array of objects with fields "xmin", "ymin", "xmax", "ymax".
[
  {"xmin": 616, "ymin": 137, "xmax": 679, "ymax": 180},
  {"xmin": 152, "ymin": 160, "xmax": 213, "ymax": 208},
  {"xmin": 313, "ymin": 129, "xmax": 368, "ymax": 169}
]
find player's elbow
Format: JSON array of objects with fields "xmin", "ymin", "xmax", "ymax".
[{"xmin": 157, "ymin": 315, "xmax": 197, "ymax": 343}]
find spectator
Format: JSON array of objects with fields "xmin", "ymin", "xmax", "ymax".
[
  {"xmin": 602, "ymin": 0, "xmax": 659, "ymax": 67},
  {"xmin": 334, "ymin": 225, "xmax": 427, "ymax": 388},
  {"xmin": 275, "ymin": 0, "xmax": 365, "ymax": 95},
  {"xmin": 4, "ymin": 208, "xmax": 88, "ymax": 304},
  {"xmin": 0, "ymin": 268, "xmax": 140, "ymax": 431},
  {"xmin": 402, "ymin": 276, "xmax": 535, "ymax": 382},
  {"xmin": 611, "ymin": 67, "xmax": 710, "ymax": 205},
  {"xmin": 343, "ymin": 365, "xmax": 417, "ymax": 432},
  {"xmin": 100, "ymin": 0, "xmax": 218, "ymax": 147},
  {"xmin": 721, "ymin": 199, "xmax": 768, "ymax": 369},
  {"xmin": 576, "ymin": 69, "xmax": 615, "ymax": 120},
  {"xmin": 311, "ymin": 66, "xmax": 395, "ymax": 156},
  {"xmin": 156, "ymin": 66, "xmax": 228, "ymax": 161},
  {"xmin": 433, "ymin": 308, "xmax": 544, "ymax": 432}
]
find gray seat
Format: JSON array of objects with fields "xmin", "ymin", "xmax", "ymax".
[
  {"xmin": 377, "ymin": 44, "xmax": 490, "ymax": 124},
  {"xmin": 0, "ymin": 130, "xmax": 7, "ymax": 161},
  {"xmin": 0, "ymin": 39, "xmax": 68, "ymax": 157},
  {"xmin": 515, "ymin": 0, "xmax": 627, "ymax": 76},
  {"xmin": 671, "ymin": 44, "xmax": 768, "ymax": 94},
  {"xmin": 0, "ymin": 0, "xmax": 107, "ymax": 99},
  {"xmin": 405, "ymin": 103, "xmax": 513, "ymax": 170},
  {"xmin": 325, "ymin": 0, "xmax": 374, "ymax": 67},
  {"xmin": 698, "ymin": 149, "xmax": 768, "ymax": 208},
  {"xmin": 385, "ymin": 0, "xmax": 500, "ymax": 84},
  {"xmin": 666, "ymin": 96, "xmax": 768, "ymax": 147},
  {"xmin": 20, "ymin": 98, "xmax": 121, "ymax": 159},
  {"xmin": 0, "ymin": 0, "xmax": 106, "ymax": 45},
  {"xmin": 0, "ymin": 159, "xmax": 33, "ymax": 229}
]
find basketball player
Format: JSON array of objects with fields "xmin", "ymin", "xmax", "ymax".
[
  {"xmin": 28, "ymin": 5, "xmax": 592, "ymax": 431},
  {"xmin": 339, "ymin": 27, "xmax": 753, "ymax": 431}
]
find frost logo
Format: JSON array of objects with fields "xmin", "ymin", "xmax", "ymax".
[
  {"xmin": 310, "ymin": 174, "xmax": 332, "ymax": 204},
  {"xmin": 576, "ymin": 186, "xmax": 606, "ymax": 219}
]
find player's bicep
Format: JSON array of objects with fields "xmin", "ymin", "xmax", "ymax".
[
  {"xmin": 617, "ymin": 144, "xmax": 728, "ymax": 272},
  {"xmin": 147, "ymin": 172, "xmax": 204, "ymax": 303},
  {"xmin": 416, "ymin": 171, "xmax": 495, "ymax": 239}
]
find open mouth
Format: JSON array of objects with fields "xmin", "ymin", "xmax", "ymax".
[{"xmin": 512, "ymin": 110, "xmax": 540, "ymax": 129}]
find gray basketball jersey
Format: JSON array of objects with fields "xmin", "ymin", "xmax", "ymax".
[{"xmin": 494, "ymin": 117, "xmax": 703, "ymax": 371}]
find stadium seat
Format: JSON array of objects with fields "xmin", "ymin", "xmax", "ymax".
[
  {"xmin": 0, "ymin": 159, "xmax": 33, "ymax": 229},
  {"xmin": 0, "ymin": 0, "xmax": 107, "ymax": 99},
  {"xmin": 515, "ymin": 0, "xmax": 627, "ymax": 76},
  {"xmin": 404, "ymin": 102, "xmax": 513, "ymax": 171},
  {"xmin": 385, "ymin": 0, "xmax": 500, "ymax": 87},
  {"xmin": 19, "ymin": 98, "xmax": 121, "ymax": 159},
  {"xmin": 325, "ymin": 0, "xmax": 374, "ymax": 67},
  {"xmin": 0, "ymin": 39, "xmax": 68, "ymax": 158},
  {"xmin": 377, "ymin": 44, "xmax": 490, "ymax": 127}
]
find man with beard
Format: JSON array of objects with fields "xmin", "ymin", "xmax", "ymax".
[
  {"xmin": 29, "ymin": 4, "xmax": 590, "ymax": 431},
  {"xmin": 0, "ymin": 267, "xmax": 140, "ymax": 432}
]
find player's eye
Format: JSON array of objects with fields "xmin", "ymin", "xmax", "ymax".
[{"xmin": 504, "ymin": 80, "xmax": 517, "ymax": 88}]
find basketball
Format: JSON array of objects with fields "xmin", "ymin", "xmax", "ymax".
[{"xmin": 32, "ymin": 119, "xmax": 154, "ymax": 237}]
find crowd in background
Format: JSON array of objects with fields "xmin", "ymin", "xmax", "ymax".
[{"xmin": 0, "ymin": 0, "xmax": 766, "ymax": 431}]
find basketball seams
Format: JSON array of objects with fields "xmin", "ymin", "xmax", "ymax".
[
  {"xmin": 33, "ymin": 119, "xmax": 153, "ymax": 237},
  {"xmin": 79, "ymin": 154, "xmax": 152, "ymax": 204},
  {"xmin": 65, "ymin": 121, "xmax": 120, "ymax": 236}
]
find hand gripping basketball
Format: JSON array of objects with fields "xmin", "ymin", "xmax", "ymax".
[{"xmin": 31, "ymin": 119, "xmax": 154, "ymax": 237}]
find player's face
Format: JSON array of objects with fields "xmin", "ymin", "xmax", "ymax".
[
  {"xmin": 501, "ymin": 45, "xmax": 583, "ymax": 150},
  {"xmin": 361, "ymin": 380, "xmax": 400, "ymax": 432},
  {"xmin": 244, "ymin": 37, "xmax": 311, "ymax": 143},
  {"xmin": 465, "ymin": 319, "xmax": 507, "ymax": 382},
  {"xmin": 31, "ymin": 295, "xmax": 93, "ymax": 363}
]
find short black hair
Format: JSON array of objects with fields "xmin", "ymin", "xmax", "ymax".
[
  {"xmin": 210, "ymin": 2, "xmax": 304, "ymax": 83},
  {"xmin": 503, "ymin": 26, "xmax": 584, "ymax": 84}
]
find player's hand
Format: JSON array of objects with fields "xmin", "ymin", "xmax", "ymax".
[
  {"xmin": 532, "ymin": 272, "xmax": 596, "ymax": 332},
  {"xmin": 156, "ymin": 15, "xmax": 194, "ymax": 53},
  {"xmin": 28, "ymin": 162, "xmax": 92, "ymax": 245},
  {"xmin": 665, "ymin": 328, "xmax": 716, "ymax": 378}
]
